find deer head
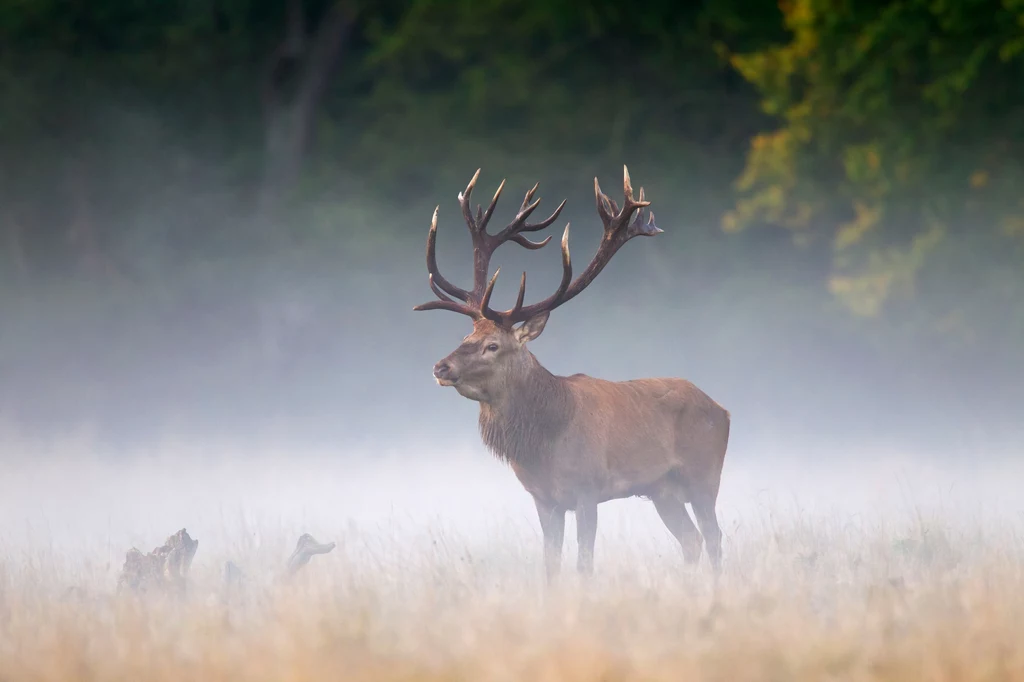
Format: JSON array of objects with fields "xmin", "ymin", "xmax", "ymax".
[{"xmin": 414, "ymin": 166, "xmax": 661, "ymax": 403}]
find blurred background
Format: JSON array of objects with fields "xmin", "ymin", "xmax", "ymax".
[{"xmin": 0, "ymin": 0, "xmax": 1021, "ymax": 460}]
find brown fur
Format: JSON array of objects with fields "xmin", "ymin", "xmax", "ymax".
[{"xmin": 433, "ymin": 317, "xmax": 730, "ymax": 581}]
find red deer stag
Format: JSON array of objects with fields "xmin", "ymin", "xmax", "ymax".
[{"xmin": 414, "ymin": 166, "xmax": 730, "ymax": 580}]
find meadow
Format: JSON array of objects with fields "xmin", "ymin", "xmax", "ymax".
[{"xmin": 1, "ymin": 439, "xmax": 1022, "ymax": 681}]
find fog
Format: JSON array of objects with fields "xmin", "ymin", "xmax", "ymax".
[
  {"xmin": 4, "ymin": 197, "xmax": 1021, "ymax": 459},
  {"xmin": 3, "ymin": 160, "xmax": 1021, "ymax": 590},
  {"xmin": 2, "ymin": 439, "xmax": 1020, "ymax": 586},
  {"xmin": 3, "ymin": 175, "xmax": 1022, "ymax": 582}
]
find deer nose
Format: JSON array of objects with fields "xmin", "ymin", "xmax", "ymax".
[{"xmin": 433, "ymin": 360, "xmax": 452, "ymax": 380}]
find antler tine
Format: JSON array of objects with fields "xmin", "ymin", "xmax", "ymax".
[
  {"xmin": 513, "ymin": 271, "xmax": 527, "ymax": 312},
  {"xmin": 428, "ymin": 273, "xmax": 455, "ymax": 303},
  {"xmin": 520, "ymin": 197, "xmax": 567, "ymax": 233},
  {"xmin": 414, "ymin": 271, "xmax": 480, "ymax": 318},
  {"xmin": 521, "ymin": 182, "xmax": 540, "ymax": 210},
  {"xmin": 595, "ymin": 177, "xmax": 615, "ymax": 224},
  {"xmin": 594, "ymin": 165, "xmax": 655, "ymax": 233},
  {"xmin": 413, "ymin": 298, "xmax": 482, "ymax": 317},
  {"xmin": 511, "ymin": 234, "xmax": 552, "ymax": 250},
  {"xmin": 495, "ymin": 224, "xmax": 573, "ymax": 325},
  {"xmin": 509, "ymin": 183, "xmax": 542, "ymax": 229},
  {"xmin": 478, "ymin": 178, "xmax": 506, "ymax": 234},
  {"xmin": 458, "ymin": 169, "xmax": 482, "ymax": 234},
  {"xmin": 479, "ymin": 268, "xmax": 501, "ymax": 315},
  {"xmin": 424, "ymin": 205, "xmax": 472, "ymax": 302},
  {"xmin": 484, "ymin": 271, "xmax": 529, "ymax": 323},
  {"xmin": 623, "ymin": 165, "xmax": 651, "ymax": 208},
  {"xmin": 493, "ymin": 184, "xmax": 567, "ymax": 243}
]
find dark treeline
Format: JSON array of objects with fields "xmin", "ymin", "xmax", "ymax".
[{"xmin": 0, "ymin": 1, "xmax": 1021, "ymax": 456}]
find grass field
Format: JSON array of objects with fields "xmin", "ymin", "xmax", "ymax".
[{"xmin": 1, "ymin": 441, "xmax": 1022, "ymax": 681}]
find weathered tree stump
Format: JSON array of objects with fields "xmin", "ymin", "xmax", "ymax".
[
  {"xmin": 284, "ymin": 533, "xmax": 336, "ymax": 578},
  {"xmin": 112, "ymin": 528, "xmax": 334, "ymax": 602},
  {"xmin": 116, "ymin": 528, "xmax": 198, "ymax": 596}
]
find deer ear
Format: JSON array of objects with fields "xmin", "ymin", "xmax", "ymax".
[{"xmin": 514, "ymin": 312, "xmax": 550, "ymax": 344}]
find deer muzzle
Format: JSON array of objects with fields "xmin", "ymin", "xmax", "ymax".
[{"xmin": 433, "ymin": 359, "xmax": 458, "ymax": 386}]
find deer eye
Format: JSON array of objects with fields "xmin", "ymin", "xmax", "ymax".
[{"xmin": 485, "ymin": 343, "xmax": 499, "ymax": 353}]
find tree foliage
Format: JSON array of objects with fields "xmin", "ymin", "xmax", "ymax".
[
  {"xmin": 0, "ymin": 0, "xmax": 776, "ymax": 274},
  {"xmin": 0, "ymin": 1, "xmax": 1020, "ymax": 446},
  {"xmin": 725, "ymin": 0, "xmax": 1024, "ymax": 348}
]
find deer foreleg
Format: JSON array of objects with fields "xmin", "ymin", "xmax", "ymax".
[{"xmin": 534, "ymin": 497, "xmax": 565, "ymax": 584}]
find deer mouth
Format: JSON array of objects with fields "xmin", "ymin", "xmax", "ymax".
[{"xmin": 435, "ymin": 376, "xmax": 459, "ymax": 387}]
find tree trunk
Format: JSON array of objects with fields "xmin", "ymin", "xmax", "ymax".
[
  {"xmin": 256, "ymin": 0, "xmax": 358, "ymax": 230},
  {"xmin": 65, "ymin": 155, "xmax": 116, "ymax": 280},
  {"xmin": 2, "ymin": 212, "xmax": 29, "ymax": 283}
]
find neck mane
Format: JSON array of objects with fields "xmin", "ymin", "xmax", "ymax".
[{"xmin": 478, "ymin": 352, "xmax": 575, "ymax": 466}]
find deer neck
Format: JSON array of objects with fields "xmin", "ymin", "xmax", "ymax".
[{"xmin": 478, "ymin": 351, "xmax": 574, "ymax": 466}]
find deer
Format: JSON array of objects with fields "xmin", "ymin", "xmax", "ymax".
[{"xmin": 413, "ymin": 166, "xmax": 730, "ymax": 582}]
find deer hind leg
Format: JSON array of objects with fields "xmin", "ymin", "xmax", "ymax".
[
  {"xmin": 534, "ymin": 497, "xmax": 565, "ymax": 585},
  {"xmin": 690, "ymin": 491, "xmax": 723, "ymax": 574},
  {"xmin": 575, "ymin": 499, "xmax": 598, "ymax": 576},
  {"xmin": 652, "ymin": 494, "xmax": 703, "ymax": 565}
]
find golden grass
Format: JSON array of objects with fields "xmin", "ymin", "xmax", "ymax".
[
  {"xmin": 1, "ymin": 445, "xmax": 1021, "ymax": 681},
  {"xmin": 2, "ymin": 509, "xmax": 1023, "ymax": 682}
]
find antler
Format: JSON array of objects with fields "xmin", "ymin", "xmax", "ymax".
[{"xmin": 413, "ymin": 165, "xmax": 661, "ymax": 327}]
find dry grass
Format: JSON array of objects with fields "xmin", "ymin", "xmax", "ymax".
[{"xmin": 1, "ymin": 448, "xmax": 1023, "ymax": 681}]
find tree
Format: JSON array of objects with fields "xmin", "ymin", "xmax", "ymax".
[
  {"xmin": 257, "ymin": 0, "xmax": 358, "ymax": 224},
  {"xmin": 724, "ymin": 0, "xmax": 1024, "ymax": 354}
]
